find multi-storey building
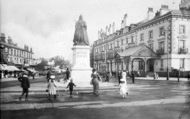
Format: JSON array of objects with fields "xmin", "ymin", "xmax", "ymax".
[
  {"xmin": 0, "ymin": 33, "xmax": 34, "ymax": 67},
  {"xmin": 92, "ymin": 2, "xmax": 190, "ymax": 76}
]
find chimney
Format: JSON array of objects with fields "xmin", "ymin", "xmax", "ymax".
[
  {"xmin": 123, "ymin": 13, "xmax": 127, "ymax": 27},
  {"xmin": 108, "ymin": 24, "xmax": 111, "ymax": 34},
  {"xmin": 106, "ymin": 25, "xmax": 108, "ymax": 35},
  {"xmin": 160, "ymin": 5, "xmax": 169, "ymax": 15},
  {"xmin": 0, "ymin": 33, "xmax": 6, "ymax": 42},
  {"xmin": 7, "ymin": 36, "xmax": 13, "ymax": 44},
  {"xmin": 121, "ymin": 20, "xmax": 124, "ymax": 29},
  {"xmin": 112, "ymin": 22, "xmax": 115, "ymax": 33},
  {"xmin": 147, "ymin": 7, "xmax": 154, "ymax": 20}
]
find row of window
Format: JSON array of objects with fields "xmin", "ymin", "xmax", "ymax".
[
  {"xmin": 160, "ymin": 58, "xmax": 185, "ymax": 69},
  {"xmin": 5, "ymin": 47, "xmax": 32, "ymax": 59},
  {"xmin": 95, "ymin": 24, "xmax": 186, "ymax": 53}
]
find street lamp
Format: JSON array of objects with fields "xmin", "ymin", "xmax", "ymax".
[{"xmin": 165, "ymin": 28, "xmax": 170, "ymax": 80}]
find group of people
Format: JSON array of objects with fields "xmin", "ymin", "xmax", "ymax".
[{"xmin": 17, "ymin": 68, "xmax": 129, "ymax": 101}]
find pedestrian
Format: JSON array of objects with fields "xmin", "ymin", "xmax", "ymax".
[
  {"xmin": 91, "ymin": 69, "xmax": 101, "ymax": 96},
  {"xmin": 119, "ymin": 72, "xmax": 128, "ymax": 98},
  {"xmin": 188, "ymin": 72, "xmax": 190, "ymax": 80},
  {"xmin": 47, "ymin": 69, "xmax": 51, "ymax": 82},
  {"xmin": 67, "ymin": 78, "xmax": 76, "ymax": 98},
  {"xmin": 154, "ymin": 72, "xmax": 158, "ymax": 80},
  {"xmin": 105, "ymin": 72, "xmax": 110, "ymax": 82},
  {"xmin": 18, "ymin": 72, "xmax": 30, "ymax": 101},
  {"xmin": 65, "ymin": 68, "xmax": 70, "ymax": 80},
  {"xmin": 47, "ymin": 75, "xmax": 57, "ymax": 100},
  {"xmin": 131, "ymin": 71, "xmax": 135, "ymax": 83},
  {"xmin": 118, "ymin": 71, "xmax": 122, "ymax": 84}
]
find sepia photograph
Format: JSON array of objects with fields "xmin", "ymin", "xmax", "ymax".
[{"xmin": 0, "ymin": 0, "xmax": 190, "ymax": 119}]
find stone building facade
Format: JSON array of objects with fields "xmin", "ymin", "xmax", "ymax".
[
  {"xmin": 92, "ymin": 3, "xmax": 190, "ymax": 76},
  {"xmin": 0, "ymin": 33, "xmax": 34, "ymax": 67}
]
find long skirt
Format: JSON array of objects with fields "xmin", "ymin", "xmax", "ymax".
[
  {"xmin": 120, "ymin": 84, "xmax": 128, "ymax": 95},
  {"xmin": 48, "ymin": 86, "xmax": 56, "ymax": 95}
]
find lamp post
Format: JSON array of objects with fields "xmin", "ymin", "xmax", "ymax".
[{"xmin": 165, "ymin": 28, "xmax": 170, "ymax": 80}]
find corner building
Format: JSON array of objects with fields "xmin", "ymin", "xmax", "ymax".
[{"xmin": 92, "ymin": 3, "xmax": 190, "ymax": 77}]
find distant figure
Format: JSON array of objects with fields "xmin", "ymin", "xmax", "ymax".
[
  {"xmin": 154, "ymin": 72, "xmax": 158, "ymax": 80},
  {"xmin": 188, "ymin": 72, "xmax": 190, "ymax": 80},
  {"xmin": 131, "ymin": 71, "xmax": 135, "ymax": 83},
  {"xmin": 67, "ymin": 79, "xmax": 76, "ymax": 98},
  {"xmin": 66, "ymin": 68, "xmax": 70, "ymax": 80},
  {"xmin": 18, "ymin": 73, "xmax": 30, "ymax": 101},
  {"xmin": 105, "ymin": 72, "xmax": 110, "ymax": 82},
  {"xmin": 47, "ymin": 75, "xmax": 57, "ymax": 100},
  {"xmin": 73, "ymin": 15, "xmax": 89, "ymax": 46},
  {"xmin": 91, "ymin": 69, "xmax": 101, "ymax": 96},
  {"xmin": 118, "ymin": 71, "xmax": 122, "ymax": 84},
  {"xmin": 119, "ymin": 72, "xmax": 128, "ymax": 98},
  {"xmin": 47, "ymin": 69, "xmax": 51, "ymax": 82}
]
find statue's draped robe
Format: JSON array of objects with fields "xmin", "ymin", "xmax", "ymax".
[{"xmin": 73, "ymin": 16, "xmax": 89, "ymax": 46}]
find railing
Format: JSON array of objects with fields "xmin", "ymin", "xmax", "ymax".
[
  {"xmin": 156, "ymin": 48, "xmax": 165, "ymax": 56},
  {"xmin": 178, "ymin": 48, "xmax": 188, "ymax": 54}
]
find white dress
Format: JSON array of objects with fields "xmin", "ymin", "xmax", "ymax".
[
  {"xmin": 120, "ymin": 80, "xmax": 128, "ymax": 95},
  {"xmin": 48, "ymin": 80, "xmax": 56, "ymax": 95}
]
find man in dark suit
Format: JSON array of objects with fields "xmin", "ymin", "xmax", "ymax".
[{"xmin": 18, "ymin": 72, "xmax": 30, "ymax": 101}]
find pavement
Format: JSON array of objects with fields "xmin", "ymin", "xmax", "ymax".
[{"xmin": 1, "ymin": 76, "xmax": 190, "ymax": 119}]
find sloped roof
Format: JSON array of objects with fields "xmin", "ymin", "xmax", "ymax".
[{"xmin": 118, "ymin": 45, "xmax": 157, "ymax": 58}]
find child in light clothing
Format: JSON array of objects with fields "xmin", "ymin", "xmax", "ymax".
[
  {"xmin": 119, "ymin": 72, "xmax": 128, "ymax": 98},
  {"xmin": 48, "ymin": 75, "xmax": 57, "ymax": 100}
]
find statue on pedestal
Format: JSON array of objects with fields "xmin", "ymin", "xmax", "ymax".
[{"xmin": 73, "ymin": 15, "xmax": 89, "ymax": 46}]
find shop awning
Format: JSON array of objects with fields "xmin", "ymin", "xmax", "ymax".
[
  {"xmin": 0, "ymin": 64, "xmax": 20, "ymax": 71},
  {"xmin": 117, "ymin": 45, "xmax": 158, "ymax": 58}
]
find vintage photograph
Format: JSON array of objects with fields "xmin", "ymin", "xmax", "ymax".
[{"xmin": 0, "ymin": 0, "xmax": 190, "ymax": 119}]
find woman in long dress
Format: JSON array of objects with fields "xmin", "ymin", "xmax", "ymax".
[
  {"xmin": 91, "ymin": 69, "xmax": 101, "ymax": 96},
  {"xmin": 119, "ymin": 71, "xmax": 128, "ymax": 98},
  {"xmin": 48, "ymin": 75, "xmax": 57, "ymax": 100}
]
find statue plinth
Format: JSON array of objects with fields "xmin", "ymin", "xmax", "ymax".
[{"xmin": 71, "ymin": 45, "xmax": 92, "ymax": 86}]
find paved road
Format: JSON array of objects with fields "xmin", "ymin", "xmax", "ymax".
[{"xmin": 1, "ymin": 77, "xmax": 190, "ymax": 119}]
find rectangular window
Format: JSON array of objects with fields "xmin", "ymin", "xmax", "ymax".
[
  {"xmin": 149, "ymin": 43, "xmax": 153, "ymax": 49},
  {"xmin": 121, "ymin": 39, "xmax": 123, "ymax": 45},
  {"xmin": 131, "ymin": 36, "xmax": 134, "ymax": 43},
  {"xmin": 159, "ymin": 27, "xmax": 165, "ymax": 36},
  {"xmin": 159, "ymin": 41, "xmax": 165, "ymax": 50},
  {"xmin": 179, "ymin": 25, "xmax": 185, "ymax": 34},
  {"xmin": 160, "ymin": 59, "xmax": 164, "ymax": 69},
  {"xmin": 117, "ymin": 41, "xmax": 119, "ymax": 47},
  {"xmin": 179, "ymin": 40, "xmax": 185, "ymax": 49},
  {"xmin": 140, "ymin": 33, "xmax": 144, "ymax": 41},
  {"xmin": 149, "ymin": 30, "xmax": 153, "ymax": 39},
  {"xmin": 180, "ymin": 58, "xmax": 185, "ymax": 68},
  {"xmin": 126, "ymin": 38, "xmax": 128, "ymax": 44}
]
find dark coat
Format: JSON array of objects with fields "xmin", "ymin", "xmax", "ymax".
[{"xmin": 18, "ymin": 76, "xmax": 30, "ymax": 89}]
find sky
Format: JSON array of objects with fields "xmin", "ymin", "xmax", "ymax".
[{"xmin": 1, "ymin": 0, "xmax": 181, "ymax": 61}]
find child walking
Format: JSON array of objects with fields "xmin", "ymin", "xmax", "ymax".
[
  {"xmin": 67, "ymin": 79, "xmax": 76, "ymax": 98},
  {"xmin": 119, "ymin": 71, "xmax": 128, "ymax": 98},
  {"xmin": 47, "ymin": 75, "xmax": 57, "ymax": 100}
]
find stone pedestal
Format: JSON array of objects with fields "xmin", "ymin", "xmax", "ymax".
[{"xmin": 71, "ymin": 45, "xmax": 92, "ymax": 86}]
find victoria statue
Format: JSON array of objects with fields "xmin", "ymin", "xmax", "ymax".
[{"xmin": 73, "ymin": 15, "xmax": 89, "ymax": 46}]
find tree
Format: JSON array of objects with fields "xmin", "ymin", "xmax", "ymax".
[
  {"xmin": 35, "ymin": 58, "xmax": 48, "ymax": 71},
  {"xmin": 50, "ymin": 56, "xmax": 71, "ymax": 69}
]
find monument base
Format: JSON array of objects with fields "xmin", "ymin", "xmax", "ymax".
[
  {"xmin": 71, "ymin": 45, "xmax": 92, "ymax": 87},
  {"xmin": 71, "ymin": 67, "xmax": 92, "ymax": 87}
]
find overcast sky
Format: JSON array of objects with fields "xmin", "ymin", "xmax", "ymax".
[{"xmin": 1, "ymin": 0, "xmax": 181, "ymax": 60}]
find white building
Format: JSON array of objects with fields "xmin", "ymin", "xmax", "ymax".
[{"xmin": 92, "ymin": 3, "xmax": 190, "ymax": 77}]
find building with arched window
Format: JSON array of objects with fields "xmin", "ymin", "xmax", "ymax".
[{"xmin": 92, "ymin": 3, "xmax": 190, "ymax": 77}]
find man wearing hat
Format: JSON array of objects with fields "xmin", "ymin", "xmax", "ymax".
[{"xmin": 18, "ymin": 72, "xmax": 30, "ymax": 101}]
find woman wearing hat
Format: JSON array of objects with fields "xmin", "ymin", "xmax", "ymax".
[
  {"xmin": 119, "ymin": 71, "xmax": 128, "ymax": 98},
  {"xmin": 91, "ymin": 69, "xmax": 101, "ymax": 96},
  {"xmin": 47, "ymin": 75, "xmax": 57, "ymax": 100}
]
